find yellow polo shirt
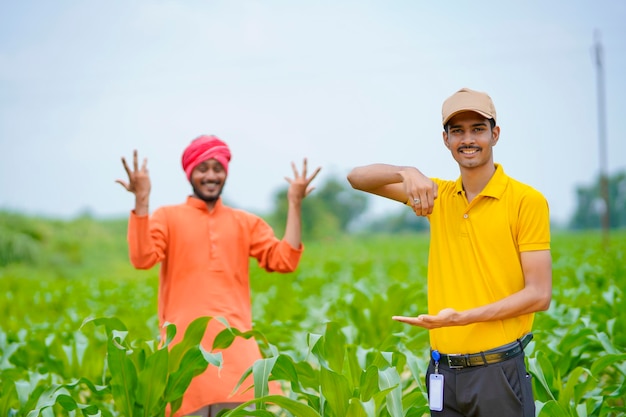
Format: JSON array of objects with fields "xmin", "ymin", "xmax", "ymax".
[{"xmin": 427, "ymin": 164, "xmax": 550, "ymax": 353}]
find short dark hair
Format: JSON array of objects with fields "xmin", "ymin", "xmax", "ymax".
[{"xmin": 444, "ymin": 118, "xmax": 496, "ymax": 133}]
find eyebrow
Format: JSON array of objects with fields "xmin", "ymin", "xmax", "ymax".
[{"xmin": 449, "ymin": 121, "xmax": 489, "ymax": 129}]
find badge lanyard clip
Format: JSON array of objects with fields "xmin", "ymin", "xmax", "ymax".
[{"xmin": 432, "ymin": 350, "xmax": 441, "ymax": 374}]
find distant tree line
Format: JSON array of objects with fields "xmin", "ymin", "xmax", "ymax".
[
  {"xmin": 2, "ymin": 171, "xmax": 623, "ymax": 268},
  {"xmin": 569, "ymin": 171, "xmax": 626, "ymax": 230}
]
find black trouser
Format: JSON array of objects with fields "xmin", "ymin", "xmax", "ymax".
[{"xmin": 425, "ymin": 353, "xmax": 535, "ymax": 417}]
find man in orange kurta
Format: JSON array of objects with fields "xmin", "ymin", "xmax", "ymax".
[{"xmin": 117, "ymin": 135, "xmax": 320, "ymax": 417}]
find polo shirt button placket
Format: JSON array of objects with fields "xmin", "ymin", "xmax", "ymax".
[{"xmin": 463, "ymin": 213, "xmax": 469, "ymax": 219}]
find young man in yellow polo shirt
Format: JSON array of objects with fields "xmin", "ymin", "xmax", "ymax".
[{"xmin": 347, "ymin": 88, "xmax": 552, "ymax": 416}]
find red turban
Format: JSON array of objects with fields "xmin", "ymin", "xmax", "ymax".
[{"xmin": 181, "ymin": 135, "xmax": 231, "ymax": 181}]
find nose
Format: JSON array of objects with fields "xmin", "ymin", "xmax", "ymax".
[
  {"xmin": 459, "ymin": 131, "xmax": 476, "ymax": 145},
  {"xmin": 203, "ymin": 168, "xmax": 220, "ymax": 180}
]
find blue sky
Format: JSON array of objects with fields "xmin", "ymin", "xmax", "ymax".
[{"xmin": 1, "ymin": 1, "xmax": 625, "ymax": 225}]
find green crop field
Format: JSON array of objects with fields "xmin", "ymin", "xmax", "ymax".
[{"xmin": 1, "ymin": 212, "xmax": 625, "ymax": 416}]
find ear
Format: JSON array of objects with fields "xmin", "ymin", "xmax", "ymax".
[{"xmin": 491, "ymin": 126, "xmax": 500, "ymax": 146}]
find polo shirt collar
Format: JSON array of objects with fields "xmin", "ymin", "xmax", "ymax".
[{"xmin": 454, "ymin": 163, "xmax": 508, "ymax": 200}]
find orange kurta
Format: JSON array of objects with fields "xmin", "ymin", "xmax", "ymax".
[{"xmin": 127, "ymin": 196, "xmax": 302, "ymax": 416}]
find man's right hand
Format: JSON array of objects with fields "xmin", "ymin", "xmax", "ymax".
[
  {"xmin": 116, "ymin": 150, "xmax": 151, "ymax": 215},
  {"xmin": 398, "ymin": 167, "xmax": 438, "ymax": 217}
]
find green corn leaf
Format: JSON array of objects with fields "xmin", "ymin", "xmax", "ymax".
[
  {"xmin": 0, "ymin": 340, "xmax": 22, "ymax": 370},
  {"xmin": 0, "ymin": 378, "xmax": 17, "ymax": 416},
  {"xmin": 368, "ymin": 350, "xmax": 394, "ymax": 370},
  {"xmin": 306, "ymin": 333, "xmax": 323, "ymax": 361},
  {"xmin": 558, "ymin": 366, "xmax": 590, "ymax": 410},
  {"xmin": 404, "ymin": 351, "xmax": 428, "ymax": 397},
  {"xmin": 62, "ymin": 376, "xmax": 108, "ymax": 394},
  {"xmin": 401, "ymin": 391, "xmax": 429, "ymax": 414},
  {"xmin": 162, "ymin": 322, "xmax": 177, "ymax": 348},
  {"xmin": 323, "ymin": 322, "xmax": 346, "ymax": 373},
  {"xmin": 528, "ymin": 353, "xmax": 557, "ymax": 402},
  {"xmin": 253, "ymin": 356, "xmax": 279, "ymax": 409},
  {"xmin": 370, "ymin": 385, "xmax": 399, "ymax": 411},
  {"xmin": 164, "ymin": 347, "xmax": 214, "ymax": 403},
  {"xmin": 71, "ymin": 330, "xmax": 89, "ymax": 370},
  {"xmin": 54, "ymin": 394, "xmax": 78, "ymax": 411},
  {"xmin": 107, "ymin": 335, "xmax": 138, "ymax": 417},
  {"xmin": 24, "ymin": 385, "xmax": 62, "ymax": 417},
  {"xmin": 356, "ymin": 397, "xmax": 376, "ymax": 417},
  {"xmin": 320, "ymin": 366, "xmax": 352, "ymax": 417},
  {"xmin": 359, "ymin": 365, "xmax": 379, "ymax": 402},
  {"xmin": 590, "ymin": 353, "xmax": 626, "ymax": 375},
  {"xmin": 83, "ymin": 316, "xmax": 128, "ymax": 334},
  {"xmin": 575, "ymin": 402, "xmax": 588, "ymax": 417},
  {"xmin": 557, "ymin": 326, "xmax": 595, "ymax": 356},
  {"xmin": 136, "ymin": 347, "xmax": 169, "ymax": 417},
  {"xmin": 537, "ymin": 399, "xmax": 569, "ymax": 417},
  {"xmin": 310, "ymin": 336, "xmax": 328, "ymax": 369},
  {"xmin": 21, "ymin": 384, "xmax": 47, "ymax": 417},
  {"xmin": 345, "ymin": 344, "xmax": 363, "ymax": 389},
  {"xmin": 25, "ymin": 386, "xmax": 92, "ymax": 417},
  {"xmin": 221, "ymin": 410, "xmax": 274, "ymax": 417},
  {"xmin": 169, "ymin": 397, "xmax": 184, "ymax": 417},
  {"xmin": 267, "ymin": 353, "xmax": 300, "ymax": 391},
  {"xmin": 223, "ymin": 394, "xmax": 321, "ymax": 417},
  {"xmin": 345, "ymin": 397, "xmax": 368, "ymax": 417},
  {"xmin": 595, "ymin": 331, "xmax": 619, "ymax": 355},
  {"xmin": 169, "ymin": 316, "xmax": 210, "ymax": 373},
  {"xmin": 212, "ymin": 327, "xmax": 258, "ymax": 350},
  {"xmin": 380, "ymin": 351, "xmax": 393, "ymax": 366},
  {"xmin": 14, "ymin": 380, "xmax": 34, "ymax": 407},
  {"xmin": 293, "ymin": 360, "xmax": 320, "ymax": 391},
  {"xmin": 378, "ymin": 366, "xmax": 403, "ymax": 417},
  {"xmin": 231, "ymin": 365, "xmax": 254, "ymax": 398},
  {"xmin": 199, "ymin": 345, "xmax": 223, "ymax": 368},
  {"xmin": 212, "ymin": 327, "xmax": 236, "ymax": 350},
  {"xmin": 211, "ymin": 316, "xmax": 265, "ymax": 349}
]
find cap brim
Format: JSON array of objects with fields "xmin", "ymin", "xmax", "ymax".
[{"xmin": 443, "ymin": 109, "xmax": 493, "ymax": 126}]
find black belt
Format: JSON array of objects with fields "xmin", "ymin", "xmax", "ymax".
[{"xmin": 434, "ymin": 333, "xmax": 533, "ymax": 369}]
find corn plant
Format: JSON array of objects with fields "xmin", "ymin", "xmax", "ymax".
[
  {"xmin": 3, "ymin": 316, "xmax": 225, "ymax": 417},
  {"xmin": 221, "ymin": 321, "xmax": 429, "ymax": 417}
]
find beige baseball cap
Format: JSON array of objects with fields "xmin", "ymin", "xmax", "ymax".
[{"xmin": 442, "ymin": 87, "xmax": 496, "ymax": 126}]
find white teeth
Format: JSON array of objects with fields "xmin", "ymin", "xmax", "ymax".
[{"xmin": 460, "ymin": 148, "xmax": 478, "ymax": 154}]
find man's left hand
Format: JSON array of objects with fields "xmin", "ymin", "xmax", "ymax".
[
  {"xmin": 392, "ymin": 308, "xmax": 460, "ymax": 329},
  {"xmin": 286, "ymin": 158, "xmax": 321, "ymax": 204}
]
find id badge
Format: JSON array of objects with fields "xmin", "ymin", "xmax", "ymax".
[{"xmin": 429, "ymin": 373, "xmax": 444, "ymax": 411}]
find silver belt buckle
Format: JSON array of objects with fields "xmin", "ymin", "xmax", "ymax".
[{"xmin": 447, "ymin": 354, "xmax": 465, "ymax": 369}]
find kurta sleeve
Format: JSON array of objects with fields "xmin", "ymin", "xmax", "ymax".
[
  {"xmin": 248, "ymin": 215, "xmax": 303, "ymax": 273},
  {"xmin": 127, "ymin": 208, "xmax": 168, "ymax": 269}
]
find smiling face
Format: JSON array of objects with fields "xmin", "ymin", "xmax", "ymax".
[
  {"xmin": 190, "ymin": 158, "xmax": 227, "ymax": 207},
  {"xmin": 443, "ymin": 111, "xmax": 500, "ymax": 171}
]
